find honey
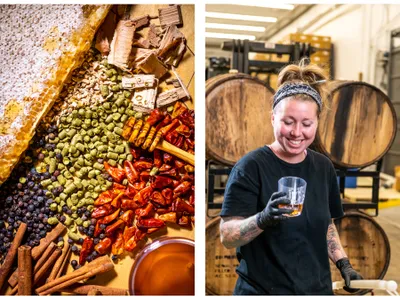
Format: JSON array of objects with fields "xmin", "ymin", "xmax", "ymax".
[{"xmin": 130, "ymin": 240, "xmax": 194, "ymax": 295}]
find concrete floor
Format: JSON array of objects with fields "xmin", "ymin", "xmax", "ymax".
[{"xmin": 371, "ymin": 204, "xmax": 400, "ymax": 296}]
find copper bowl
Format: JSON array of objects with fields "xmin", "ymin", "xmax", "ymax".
[{"xmin": 128, "ymin": 237, "xmax": 195, "ymax": 295}]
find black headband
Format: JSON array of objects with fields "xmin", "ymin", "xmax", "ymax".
[{"xmin": 273, "ymin": 82, "xmax": 322, "ymax": 110}]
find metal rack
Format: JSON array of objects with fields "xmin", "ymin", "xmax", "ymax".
[
  {"xmin": 221, "ymin": 39, "xmax": 335, "ymax": 79},
  {"xmin": 206, "ymin": 160, "xmax": 382, "ymax": 217}
]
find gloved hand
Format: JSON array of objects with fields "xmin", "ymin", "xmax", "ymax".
[
  {"xmin": 336, "ymin": 257, "xmax": 364, "ymax": 293},
  {"xmin": 256, "ymin": 191, "xmax": 293, "ymax": 229}
]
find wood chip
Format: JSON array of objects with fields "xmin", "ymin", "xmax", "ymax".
[
  {"xmin": 121, "ymin": 74, "xmax": 156, "ymax": 89},
  {"xmin": 156, "ymin": 87, "xmax": 188, "ymax": 108},
  {"xmin": 108, "ymin": 20, "xmax": 136, "ymax": 70},
  {"xmin": 158, "ymin": 5, "xmax": 183, "ymax": 28},
  {"xmin": 157, "ymin": 25, "xmax": 186, "ymax": 67}
]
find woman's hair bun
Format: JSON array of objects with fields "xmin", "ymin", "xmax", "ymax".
[{"xmin": 277, "ymin": 58, "xmax": 328, "ymax": 88}]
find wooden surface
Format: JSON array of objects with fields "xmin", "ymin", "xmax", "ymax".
[
  {"xmin": 206, "ymin": 73, "xmax": 275, "ymax": 166},
  {"xmin": 205, "ymin": 216, "xmax": 238, "ymax": 295},
  {"xmin": 329, "ymin": 211, "xmax": 391, "ymax": 295},
  {"xmin": 316, "ymin": 81, "xmax": 397, "ymax": 169}
]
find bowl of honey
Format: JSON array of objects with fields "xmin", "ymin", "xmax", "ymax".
[{"xmin": 128, "ymin": 237, "xmax": 195, "ymax": 295}]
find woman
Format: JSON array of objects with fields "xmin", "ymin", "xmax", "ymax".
[{"xmin": 219, "ymin": 60, "xmax": 363, "ymax": 295}]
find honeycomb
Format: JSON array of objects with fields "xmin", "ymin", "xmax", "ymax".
[{"xmin": 0, "ymin": 4, "xmax": 111, "ymax": 185}]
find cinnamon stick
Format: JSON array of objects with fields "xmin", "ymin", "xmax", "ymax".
[
  {"xmin": 18, "ymin": 245, "xmax": 32, "ymax": 295},
  {"xmin": 0, "ymin": 222, "xmax": 27, "ymax": 290},
  {"xmin": 8, "ymin": 242, "xmax": 58, "ymax": 295},
  {"xmin": 36, "ymin": 256, "xmax": 114, "ymax": 295},
  {"xmin": 48, "ymin": 241, "xmax": 70, "ymax": 281},
  {"xmin": 61, "ymin": 284, "xmax": 128, "ymax": 295},
  {"xmin": 33, "ymin": 248, "xmax": 61, "ymax": 285},
  {"xmin": 88, "ymin": 288, "xmax": 102, "ymax": 295},
  {"xmin": 55, "ymin": 246, "xmax": 71, "ymax": 279},
  {"xmin": 8, "ymin": 223, "xmax": 66, "ymax": 287}
]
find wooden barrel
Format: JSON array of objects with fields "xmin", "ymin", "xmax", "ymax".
[
  {"xmin": 329, "ymin": 211, "xmax": 390, "ymax": 295},
  {"xmin": 315, "ymin": 81, "xmax": 397, "ymax": 169},
  {"xmin": 206, "ymin": 73, "xmax": 275, "ymax": 166},
  {"xmin": 206, "ymin": 212, "xmax": 390, "ymax": 295},
  {"xmin": 205, "ymin": 216, "xmax": 239, "ymax": 295}
]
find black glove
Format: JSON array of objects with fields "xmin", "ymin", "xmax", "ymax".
[
  {"xmin": 336, "ymin": 257, "xmax": 364, "ymax": 293},
  {"xmin": 256, "ymin": 191, "xmax": 293, "ymax": 229}
]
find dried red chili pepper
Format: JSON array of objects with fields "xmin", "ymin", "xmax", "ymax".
[
  {"xmin": 150, "ymin": 191, "xmax": 166, "ymax": 207},
  {"xmin": 189, "ymin": 188, "xmax": 195, "ymax": 206},
  {"xmin": 132, "ymin": 181, "xmax": 146, "ymax": 191},
  {"xmin": 174, "ymin": 135, "xmax": 184, "ymax": 148},
  {"xmin": 178, "ymin": 215, "xmax": 192, "ymax": 227},
  {"xmin": 159, "ymin": 168, "xmax": 180, "ymax": 179},
  {"xmin": 140, "ymin": 171, "xmax": 151, "ymax": 182},
  {"xmin": 147, "ymin": 109, "xmax": 164, "ymax": 125},
  {"xmin": 161, "ymin": 119, "xmax": 180, "ymax": 138},
  {"xmin": 133, "ymin": 185, "xmax": 153, "ymax": 207},
  {"xmin": 153, "ymin": 149, "xmax": 162, "ymax": 168},
  {"xmin": 94, "ymin": 237, "xmax": 112, "ymax": 255},
  {"xmin": 111, "ymin": 191, "xmax": 124, "ymax": 208},
  {"xmin": 161, "ymin": 188, "xmax": 173, "ymax": 205},
  {"xmin": 172, "ymin": 198, "xmax": 195, "ymax": 215},
  {"xmin": 92, "ymin": 204, "xmax": 114, "ymax": 219},
  {"xmin": 94, "ymin": 221, "xmax": 103, "ymax": 237},
  {"xmin": 121, "ymin": 199, "xmax": 139, "ymax": 210},
  {"xmin": 79, "ymin": 237, "xmax": 94, "ymax": 265},
  {"xmin": 175, "ymin": 124, "xmax": 191, "ymax": 138},
  {"xmin": 105, "ymin": 219, "xmax": 125, "ymax": 237},
  {"xmin": 99, "ymin": 208, "xmax": 120, "ymax": 224},
  {"xmin": 124, "ymin": 161, "xmax": 139, "ymax": 184},
  {"xmin": 94, "ymin": 190, "xmax": 114, "ymax": 206},
  {"xmin": 147, "ymin": 228, "xmax": 162, "ymax": 234},
  {"xmin": 155, "ymin": 114, "xmax": 172, "ymax": 132},
  {"xmin": 112, "ymin": 231, "xmax": 124, "ymax": 255},
  {"xmin": 181, "ymin": 173, "xmax": 194, "ymax": 182},
  {"xmin": 104, "ymin": 162, "xmax": 126, "ymax": 183},
  {"xmin": 156, "ymin": 208, "xmax": 171, "ymax": 215},
  {"xmin": 173, "ymin": 181, "xmax": 191, "ymax": 196},
  {"xmin": 163, "ymin": 154, "xmax": 174, "ymax": 166},
  {"xmin": 185, "ymin": 138, "xmax": 194, "ymax": 149},
  {"xmin": 123, "ymin": 226, "xmax": 137, "ymax": 243},
  {"xmin": 171, "ymin": 101, "xmax": 185, "ymax": 118},
  {"xmin": 124, "ymin": 183, "xmax": 137, "ymax": 198},
  {"xmin": 157, "ymin": 212, "xmax": 177, "ymax": 223},
  {"xmin": 135, "ymin": 202, "xmax": 154, "ymax": 217},
  {"xmin": 165, "ymin": 130, "xmax": 179, "ymax": 145},
  {"xmin": 120, "ymin": 210, "xmax": 135, "ymax": 225},
  {"xmin": 112, "ymin": 182, "xmax": 126, "ymax": 191},
  {"xmin": 133, "ymin": 161, "xmax": 153, "ymax": 171},
  {"xmin": 124, "ymin": 236, "xmax": 138, "ymax": 252},
  {"xmin": 137, "ymin": 218, "xmax": 165, "ymax": 230},
  {"xmin": 159, "ymin": 164, "xmax": 172, "ymax": 172},
  {"xmin": 130, "ymin": 147, "xmax": 142, "ymax": 159},
  {"xmin": 174, "ymin": 160, "xmax": 185, "ymax": 169},
  {"xmin": 177, "ymin": 110, "xmax": 194, "ymax": 128},
  {"xmin": 152, "ymin": 176, "xmax": 173, "ymax": 189}
]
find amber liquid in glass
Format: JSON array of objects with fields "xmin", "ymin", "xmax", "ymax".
[
  {"xmin": 279, "ymin": 204, "xmax": 303, "ymax": 217},
  {"xmin": 132, "ymin": 243, "xmax": 195, "ymax": 295}
]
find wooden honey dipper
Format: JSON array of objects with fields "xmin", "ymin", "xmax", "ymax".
[{"xmin": 121, "ymin": 110, "xmax": 195, "ymax": 166}]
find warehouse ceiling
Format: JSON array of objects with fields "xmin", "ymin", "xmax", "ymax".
[{"xmin": 206, "ymin": 4, "xmax": 314, "ymax": 58}]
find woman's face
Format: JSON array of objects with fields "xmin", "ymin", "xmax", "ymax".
[{"xmin": 271, "ymin": 97, "xmax": 319, "ymax": 157}]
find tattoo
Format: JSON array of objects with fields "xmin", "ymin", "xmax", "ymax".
[
  {"xmin": 327, "ymin": 221, "xmax": 347, "ymax": 263},
  {"xmin": 220, "ymin": 215, "xmax": 263, "ymax": 249}
]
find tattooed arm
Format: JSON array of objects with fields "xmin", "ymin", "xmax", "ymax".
[
  {"xmin": 220, "ymin": 215, "xmax": 264, "ymax": 249},
  {"xmin": 327, "ymin": 220, "xmax": 347, "ymax": 263}
]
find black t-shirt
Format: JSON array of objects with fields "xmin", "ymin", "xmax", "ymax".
[{"xmin": 220, "ymin": 146, "xmax": 344, "ymax": 295}]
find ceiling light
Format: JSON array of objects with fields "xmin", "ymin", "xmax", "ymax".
[
  {"xmin": 206, "ymin": 22, "xmax": 265, "ymax": 32},
  {"xmin": 205, "ymin": 32, "xmax": 256, "ymax": 40},
  {"xmin": 231, "ymin": 4, "xmax": 294, "ymax": 10},
  {"xmin": 205, "ymin": 12, "xmax": 277, "ymax": 23}
]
